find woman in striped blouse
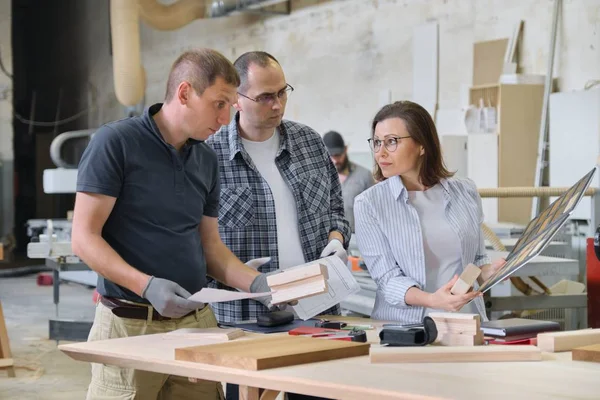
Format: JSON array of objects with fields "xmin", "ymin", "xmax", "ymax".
[{"xmin": 354, "ymin": 101, "xmax": 505, "ymax": 323}]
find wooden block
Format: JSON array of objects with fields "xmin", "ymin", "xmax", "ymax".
[
  {"xmin": 370, "ymin": 345, "xmax": 541, "ymax": 363},
  {"xmin": 572, "ymin": 344, "xmax": 600, "ymax": 363},
  {"xmin": 450, "ymin": 264, "xmax": 481, "ymax": 295},
  {"xmin": 0, "ymin": 358, "xmax": 13, "ymax": 368},
  {"xmin": 537, "ymin": 329, "xmax": 600, "ymax": 352},
  {"xmin": 271, "ymin": 276, "xmax": 327, "ymax": 304},
  {"xmin": 429, "ymin": 313, "xmax": 480, "ymax": 334},
  {"xmin": 175, "ymin": 335, "xmax": 370, "ymax": 371},
  {"xmin": 266, "ymin": 263, "xmax": 328, "ymax": 287},
  {"xmin": 164, "ymin": 328, "xmax": 244, "ymax": 341},
  {"xmin": 435, "ymin": 331, "xmax": 484, "ymax": 347}
]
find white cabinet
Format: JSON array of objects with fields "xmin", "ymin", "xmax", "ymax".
[
  {"xmin": 441, "ymin": 133, "xmax": 499, "ymax": 223},
  {"xmin": 549, "ymin": 88, "xmax": 600, "ymax": 220}
]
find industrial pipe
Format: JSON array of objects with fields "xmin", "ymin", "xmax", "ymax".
[
  {"xmin": 138, "ymin": 0, "xmax": 207, "ymax": 31},
  {"xmin": 110, "ymin": 0, "xmax": 146, "ymax": 107}
]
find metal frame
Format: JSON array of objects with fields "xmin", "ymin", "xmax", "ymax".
[{"xmin": 46, "ymin": 257, "xmax": 94, "ymax": 342}]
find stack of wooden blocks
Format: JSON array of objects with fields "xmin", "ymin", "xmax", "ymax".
[
  {"xmin": 429, "ymin": 313, "xmax": 484, "ymax": 346},
  {"xmin": 267, "ymin": 263, "xmax": 329, "ymax": 305}
]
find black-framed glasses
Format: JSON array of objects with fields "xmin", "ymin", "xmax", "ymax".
[
  {"xmin": 367, "ymin": 135, "xmax": 411, "ymax": 153},
  {"xmin": 237, "ymin": 83, "xmax": 294, "ymax": 106}
]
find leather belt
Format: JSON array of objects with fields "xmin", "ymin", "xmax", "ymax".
[{"xmin": 99, "ymin": 296, "xmax": 199, "ymax": 321}]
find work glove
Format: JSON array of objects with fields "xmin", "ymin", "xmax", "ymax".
[
  {"xmin": 141, "ymin": 276, "xmax": 200, "ymax": 318},
  {"xmin": 319, "ymin": 238, "xmax": 348, "ymax": 265},
  {"xmin": 246, "ymin": 257, "xmax": 276, "ymax": 310}
]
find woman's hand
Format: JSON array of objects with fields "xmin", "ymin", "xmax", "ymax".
[
  {"xmin": 428, "ymin": 275, "xmax": 481, "ymax": 312},
  {"xmin": 478, "ymin": 258, "xmax": 507, "ymax": 284}
]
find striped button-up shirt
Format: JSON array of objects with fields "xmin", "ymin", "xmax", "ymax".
[
  {"xmin": 354, "ymin": 176, "xmax": 489, "ymax": 323},
  {"xmin": 205, "ymin": 113, "xmax": 351, "ymax": 323}
]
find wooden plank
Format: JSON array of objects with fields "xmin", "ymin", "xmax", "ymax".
[
  {"xmin": 271, "ymin": 277, "xmax": 327, "ymax": 304},
  {"xmin": 572, "ymin": 344, "xmax": 600, "ymax": 363},
  {"xmin": 0, "ymin": 301, "xmax": 15, "ymax": 377},
  {"xmin": 473, "ymin": 39, "xmax": 509, "ymax": 86},
  {"xmin": 266, "ymin": 264, "xmax": 327, "ymax": 287},
  {"xmin": 498, "ymin": 83, "xmax": 545, "ymax": 225},
  {"xmin": 370, "ymin": 345, "xmax": 541, "ymax": 363},
  {"xmin": 450, "ymin": 264, "xmax": 481, "ymax": 295},
  {"xmin": 163, "ymin": 328, "xmax": 244, "ymax": 341},
  {"xmin": 0, "ymin": 358, "xmax": 13, "ymax": 368},
  {"xmin": 537, "ymin": 329, "xmax": 600, "ymax": 352},
  {"xmin": 175, "ymin": 335, "xmax": 370, "ymax": 371}
]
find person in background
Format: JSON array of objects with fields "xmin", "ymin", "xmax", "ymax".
[
  {"xmin": 354, "ymin": 101, "xmax": 506, "ymax": 323},
  {"xmin": 323, "ymin": 130, "xmax": 374, "ymax": 232}
]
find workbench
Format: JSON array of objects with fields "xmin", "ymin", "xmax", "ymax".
[{"xmin": 58, "ymin": 317, "xmax": 600, "ymax": 400}]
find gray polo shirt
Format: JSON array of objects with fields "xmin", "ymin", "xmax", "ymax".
[
  {"xmin": 342, "ymin": 162, "xmax": 374, "ymax": 232},
  {"xmin": 76, "ymin": 103, "xmax": 220, "ymax": 303}
]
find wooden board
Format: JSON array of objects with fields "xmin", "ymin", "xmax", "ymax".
[
  {"xmin": 497, "ymin": 83, "xmax": 545, "ymax": 224},
  {"xmin": 537, "ymin": 329, "xmax": 600, "ymax": 352},
  {"xmin": 572, "ymin": 344, "xmax": 600, "ymax": 363},
  {"xmin": 267, "ymin": 263, "xmax": 327, "ymax": 287},
  {"xmin": 175, "ymin": 335, "xmax": 370, "ymax": 371},
  {"xmin": 0, "ymin": 301, "xmax": 15, "ymax": 377},
  {"xmin": 370, "ymin": 345, "xmax": 541, "ymax": 363},
  {"xmin": 473, "ymin": 39, "xmax": 509, "ymax": 86},
  {"xmin": 164, "ymin": 328, "xmax": 244, "ymax": 341}
]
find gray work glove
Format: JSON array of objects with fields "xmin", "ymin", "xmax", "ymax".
[
  {"xmin": 248, "ymin": 259, "xmax": 277, "ymax": 310},
  {"xmin": 141, "ymin": 276, "xmax": 200, "ymax": 318}
]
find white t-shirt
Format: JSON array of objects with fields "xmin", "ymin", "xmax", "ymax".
[
  {"xmin": 408, "ymin": 184, "xmax": 479, "ymax": 315},
  {"xmin": 241, "ymin": 130, "xmax": 306, "ymax": 269}
]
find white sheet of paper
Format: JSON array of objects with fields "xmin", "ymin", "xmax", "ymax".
[
  {"xmin": 188, "ymin": 288, "xmax": 272, "ymax": 304},
  {"xmin": 285, "ymin": 256, "xmax": 360, "ymax": 320}
]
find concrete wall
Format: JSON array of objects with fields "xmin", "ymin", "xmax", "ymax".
[
  {"xmin": 0, "ymin": 0, "xmax": 11, "ymax": 161},
  {"xmin": 125, "ymin": 0, "xmax": 600, "ymax": 155}
]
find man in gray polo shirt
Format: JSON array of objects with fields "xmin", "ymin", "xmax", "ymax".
[
  {"xmin": 323, "ymin": 131, "xmax": 374, "ymax": 232},
  {"xmin": 72, "ymin": 48, "xmax": 276, "ymax": 400}
]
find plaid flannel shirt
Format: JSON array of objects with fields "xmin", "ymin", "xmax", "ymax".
[{"xmin": 205, "ymin": 113, "xmax": 351, "ymax": 323}]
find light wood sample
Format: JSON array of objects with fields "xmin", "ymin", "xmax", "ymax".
[
  {"xmin": 175, "ymin": 335, "xmax": 370, "ymax": 371},
  {"xmin": 450, "ymin": 264, "xmax": 481, "ymax": 295},
  {"xmin": 435, "ymin": 331, "xmax": 484, "ymax": 347},
  {"xmin": 164, "ymin": 328, "xmax": 244, "ymax": 341},
  {"xmin": 370, "ymin": 345, "xmax": 541, "ymax": 363},
  {"xmin": 572, "ymin": 344, "xmax": 600, "ymax": 363},
  {"xmin": 537, "ymin": 329, "xmax": 600, "ymax": 352},
  {"xmin": 428, "ymin": 312, "xmax": 480, "ymax": 334},
  {"xmin": 266, "ymin": 263, "xmax": 328, "ymax": 286},
  {"xmin": 270, "ymin": 276, "xmax": 327, "ymax": 305}
]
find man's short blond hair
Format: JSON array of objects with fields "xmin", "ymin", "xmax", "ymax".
[{"xmin": 164, "ymin": 48, "xmax": 240, "ymax": 102}]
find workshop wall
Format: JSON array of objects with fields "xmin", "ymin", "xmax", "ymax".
[{"xmin": 129, "ymin": 0, "xmax": 600, "ymax": 154}]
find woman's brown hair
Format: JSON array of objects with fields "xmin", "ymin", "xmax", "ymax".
[{"xmin": 371, "ymin": 100, "xmax": 454, "ymax": 186}]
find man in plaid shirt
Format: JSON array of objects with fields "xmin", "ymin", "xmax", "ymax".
[{"xmin": 206, "ymin": 51, "xmax": 351, "ymax": 326}]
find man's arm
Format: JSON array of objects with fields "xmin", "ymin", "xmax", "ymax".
[
  {"xmin": 71, "ymin": 192, "xmax": 150, "ymax": 296},
  {"xmin": 200, "ymin": 216, "xmax": 260, "ymax": 291}
]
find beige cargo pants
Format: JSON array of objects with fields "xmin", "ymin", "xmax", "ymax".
[{"xmin": 86, "ymin": 300, "xmax": 224, "ymax": 400}]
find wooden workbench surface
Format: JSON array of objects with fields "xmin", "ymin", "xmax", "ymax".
[{"xmin": 59, "ymin": 317, "xmax": 600, "ymax": 400}]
